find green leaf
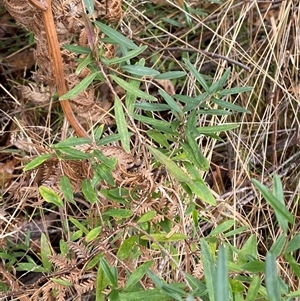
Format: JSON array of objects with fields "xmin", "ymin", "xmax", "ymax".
[
  {"xmin": 140, "ymin": 233, "xmax": 187, "ymax": 242},
  {"xmin": 241, "ymin": 261, "xmax": 264, "ymax": 273},
  {"xmin": 270, "ymin": 234, "xmax": 286, "ymax": 257},
  {"xmin": 119, "ymin": 289, "xmax": 172, "ymax": 301},
  {"xmin": 117, "ymin": 236, "xmax": 137, "ymax": 260},
  {"xmin": 60, "ymin": 72, "xmax": 99, "ymax": 100},
  {"xmin": 265, "ymin": 252, "xmax": 281, "ymax": 301},
  {"xmin": 111, "ymin": 75, "xmax": 157, "ymax": 102},
  {"xmin": 63, "ymin": 44, "xmax": 91, "ymax": 54},
  {"xmin": 147, "ymin": 130, "xmax": 170, "ymax": 148},
  {"xmin": 148, "ymin": 146, "xmax": 191, "ymax": 183},
  {"xmin": 285, "ymin": 233, "xmax": 300, "ymax": 253},
  {"xmin": 136, "ymin": 210, "xmax": 157, "ymax": 223},
  {"xmin": 94, "ymin": 21, "xmax": 138, "ymax": 49},
  {"xmin": 56, "ymin": 147, "xmax": 92, "ymax": 160},
  {"xmin": 103, "ymin": 208, "xmax": 133, "ymax": 219},
  {"xmin": 272, "ymin": 174, "xmax": 288, "ymax": 234},
  {"xmin": 60, "ymin": 176, "xmax": 75, "ymax": 204},
  {"xmin": 219, "ymin": 86, "xmax": 253, "ymax": 96},
  {"xmin": 154, "ymin": 71, "xmax": 186, "ymax": 80},
  {"xmin": 215, "ymin": 245, "xmax": 229, "ymax": 301},
  {"xmin": 106, "ymin": 45, "xmax": 147, "ymax": 64},
  {"xmin": 75, "ymin": 52, "xmax": 94, "ymax": 76},
  {"xmin": 183, "ymin": 162, "xmax": 216, "ymax": 205},
  {"xmin": 200, "ymin": 238, "xmax": 215, "ymax": 301},
  {"xmin": 82, "ymin": 179, "xmax": 97, "ymax": 204},
  {"xmin": 86, "ymin": 226, "xmax": 102, "ymax": 243},
  {"xmin": 252, "ymin": 178, "xmax": 294, "ymax": 225},
  {"xmin": 125, "ymin": 260, "xmax": 154, "ymax": 290},
  {"xmin": 39, "ymin": 186, "xmax": 63, "ymax": 208},
  {"xmin": 53, "ymin": 137, "xmax": 92, "ymax": 148},
  {"xmin": 16, "ymin": 263, "xmax": 45, "ymax": 272},
  {"xmin": 100, "ymin": 257, "xmax": 118, "ymax": 288},
  {"xmin": 237, "ymin": 235, "xmax": 257, "ymax": 264},
  {"xmin": 245, "ymin": 275, "xmax": 261, "ymax": 301},
  {"xmin": 69, "ymin": 217, "xmax": 89, "ymax": 234},
  {"xmin": 209, "ymin": 220, "xmax": 235, "ymax": 237},
  {"xmin": 212, "ymin": 98, "xmax": 251, "ymax": 114},
  {"xmin": 209, "ymin": 68, "xmax": 231, "ymax": 94},
  {"xmin": 23, "ymin": 153, "xmax": 53, "ymax": 171},
  {"xmin": 183, "ymin": 58, "xmax": 209, "ymax": 91},
  {"xmin": 197, "ymin": 124, "xmax": 239, "ymax": 134},
  {"xmin": 284, "ymin": 253, "xmax": 300, "ymax": 278},
  {"xmin": 115, "ymin": 96, "xmax": 131, "ymax": 153},
  {"xmin": 122, "ymin": 64, "xmax": 160, "ymax": 77},
  {"xmin": 51, "ymin": 277, "xmax": 73, "ymax": 287},
  {"xmin": 96, "ymin": 260, "xmax": 107, "ymax": 301},
  {"xmin": 40, "ymin": 234, "xmax": 52, "ymax": 272},
  {"xmin": 158, "ymin": 89, "xmax": 183, "ymax": 114},
  {"xmin": 83, "ymin": 0, "xmax": 94, "ymax": 15}
]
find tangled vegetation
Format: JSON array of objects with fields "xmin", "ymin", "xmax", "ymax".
[{"xmin": 0, "ymin": 0, "xmax": 299, "ymax": 300}]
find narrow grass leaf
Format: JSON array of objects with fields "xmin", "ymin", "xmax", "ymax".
[
  {"xmin": 270, "ymin": 234, "xmax": 286, "ymax": 257},
  {"xmin": 94, "ymin": 21, "xmax": 138, "ymax": 49},
  {"xmin": 215, "ymin": 245, "xmax": 229, "ymax": 301},
  {"xmin": 209, "ymin": 220, "xmax": 235, "ymax": 237},
  {"xmin": 219, "ymin": 86, "xmax": 253, "ymax": 96},
  {"xmin": 245, "ymin": 275, "xmax": 261, "ymax": 301},
  {"xmin": 85, "ymin": 226, "xmax": 102, "ymax": 243},
  {"xmin": 40, "ymin": 233, "xmax": 52, "ymax": 272},
  {"xmin": 252, "ymin": 179, "xmax": 294, "ymax": 224},
  {"xmin": 100, "ymin": 257, "xmax": 118, "ymax": 288},
  {"xmin": 209, "ymin": 68, "xmax": 230, "ymax": 94},
  {"xmin": 212, "ymin": 98, "xmax": 251, "ymax": 114},
  {"xmin": 126, "ymin": 59, "xmax": 144, "ymax": 115},
  {"xmin": 197, "ymin": 124, "xmax": 239, "ymax": 134},
  {"xmin": 107, "ymin": 45, "xmax": 147, "ymax": 64},
  {"xmin": 39, "ymin": 186, "xmax": 63, "ymax": 208},
  {"xmin": 183, "ymin": 58, "xmax": 209, "ymax": 91},
  {"xmin": 60, "ymin": 176, "xmax": 75, "ymax": 204},
  {"xmin": 284, "ymin": 254, "xmax": 300, "ymax": 278},
  {"xmin": 158, "ymin": 89, "xmax": 183, "ymax": 114},
  {"xmin": 63, "ymin": 44, "xmax": 91, "ymax": 54},
  {"xmin": 83, "ymin": 0, "xmax": 94, "ymax": 15},
  {"xmin": 237, "ymin": 235, "xmax": 257, "ymax": 264},
  {"xmin": 69, "ymin": 217, "xmax": 89, "ymax": 234},
  {"xmin": 140, "ymin": 233, "xmax": 187, "ymax": 242},
  {"xmin": 285, "ymin": 233, "xmax": 300, "ymax": 253},
  {"xmin": 125, "ymin": 260, "xmax": 154, "ymax": 290},
  {"xmin": 265, "ymin": 252, "xmax": 281, "ymax": 301},
  {"xmin": 200, "ymin": 238, "xmax": 215, "ymax": 301},
  {"xmin": 272, "ymin": 174, "xmax": 288, "ymax": 233},
  {"xmin": 51, "ymin": 278, "xmax": 72, "ymax": 287},
  {"xmin": 119, "ymin": 289, "xmax": 171, "ymax": 301},
  {"xmin": 223, "ymin": 226, "xmax": 249, "ymax": 238},
  {"xmin": 117, "ymin": 236, "xmax": 137, "ymax": 260},
  {"xmin": 111, "ymin": 75, "xmax": 157, "ymax": 102},
  {"xmin": 103, "ymin": 208, "xmax": 133, "ymax": 219},
  {"xmin": 82, "ymin": 179, "xmax": 97, "ymax": 204},
  {"xmin": 154, "ymin": 71, "xmax": 186, "ymax": 80},
  {"xmin": 96, "ymin": 261, "xmax": 107, "ymax": 301},
  {"xmin": 148, "ymin": 146, "xmax": 191, "ymax": 183},
  {"xmin": 53, "ymin": 137, "xmax": 92, "ymax": 148},
  {"xmin": 137, "ymin": 210, "xmax": 157, "ymax": 223},
  {"xmin": 135, "ymin": 103, "xmax": 171, "ymax": 111},
  {"xmin": 147, "ymin": 130, "xmax": 170, "ymax": 148},
  {"xmin": 114, "ymin": 96, "xmax": 130, "ymax": 153},
  {"xmin": 75, "ymin": 52, "xmax": 93, "ymax": 75},
  {"xmin": 60, "ymin": 72, "xmax": 98, "ymax": 100},
  {"xmin": 241, "ymin": 261, "xmax": 264, "ymax": 273},
  {"xmin": 122, "ymin": 64, "xmax": 160, "ymax": 77},
  {"xmin": 57, "ymin": 147, "xmax": 92, "ymax": 160},
  {"xmin": 23, "ymin": 153, "xmax": 53, "ymax": 171}
]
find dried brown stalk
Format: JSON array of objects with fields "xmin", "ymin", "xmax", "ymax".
[{"xmin": 28, "ymin": 0, "xmax": 89, "ymax": 138}]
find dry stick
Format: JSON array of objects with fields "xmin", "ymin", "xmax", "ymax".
[{"xmin": 29, "ymin": 0, "xmax": 89, "ymax": 138}]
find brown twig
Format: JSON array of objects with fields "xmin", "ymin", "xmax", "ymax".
[{"xmin": 29, "ymin": 0, "xmax": 89, "ymax": 138}]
